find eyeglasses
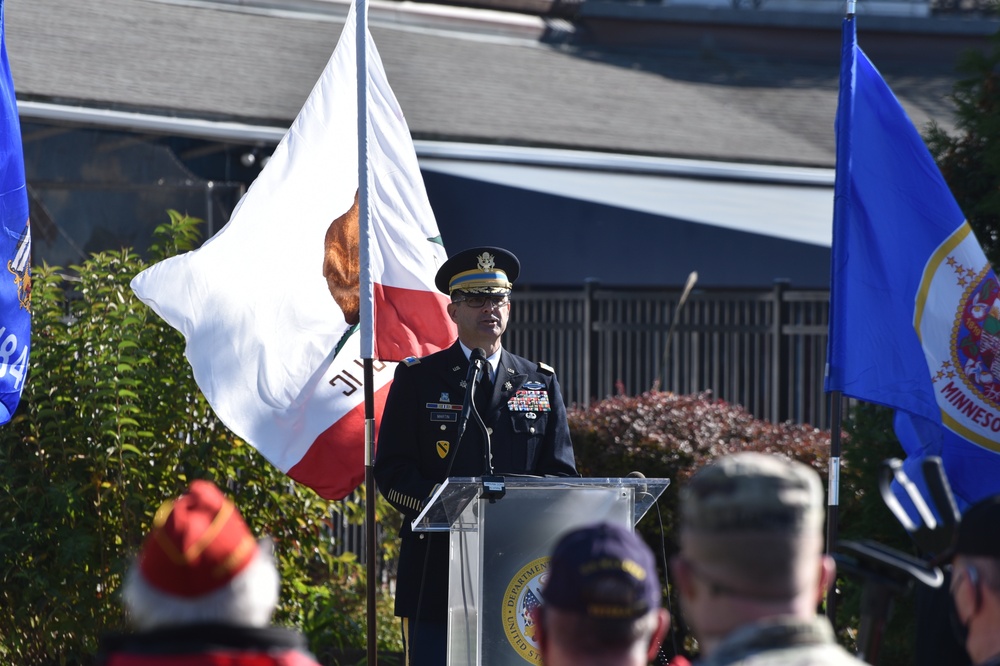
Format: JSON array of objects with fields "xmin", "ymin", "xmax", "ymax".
[
  {"xmin": 950, "ymin": 563, "xmax": 981, "ymax": 596},
  {"xmin": 455, "ymin": 295, "xmax": 510, "ymax": 308}
]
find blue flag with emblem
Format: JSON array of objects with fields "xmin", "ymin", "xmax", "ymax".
[
  {"xmin": 826, "ymin": 17, "xmax": 1000, "ymax": 511},
  {"xmin": 0, "ymin": 1, "xmax": 30, "ymax": 424}
]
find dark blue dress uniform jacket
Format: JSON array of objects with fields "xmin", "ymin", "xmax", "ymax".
[{"xmin": 374, "ymin": 341, "xmax": 578, "ymax": 621}]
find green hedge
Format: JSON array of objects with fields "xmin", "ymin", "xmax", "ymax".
[{"xmin": 0, "ymin": 212, "xmax": 401, "ymax": 665}]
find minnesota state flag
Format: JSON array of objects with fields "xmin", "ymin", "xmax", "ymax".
[{"xmin": 826, "ymin": 16, "xmax": 1000, "ymax": 511}]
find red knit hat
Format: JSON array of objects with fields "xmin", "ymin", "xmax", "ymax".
[{"xmin": 138, "ymin": 480, "xmax": 259, "ymax": 598}]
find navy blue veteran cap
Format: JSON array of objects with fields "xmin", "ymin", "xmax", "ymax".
[
  {"xmin": 947, "ymin": 494, "xmax": 1000, "ymax": 561},
  {"xmin": 542, "ymin": 523, "xmax": 660, "ymax": 620},
  {"xmin": 435, "ymin": 246, "xmax": 520, "ymax": 295}
]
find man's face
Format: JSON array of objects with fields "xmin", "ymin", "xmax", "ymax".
[
  {"xmin": 447, "ymin": 293, "xmax": 511, "ymax": 351},
  {"xmin": 949, "ymin": 557, "xmax": 978, "ymax": 651}
]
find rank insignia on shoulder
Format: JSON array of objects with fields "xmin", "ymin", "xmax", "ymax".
[
  {"xmin": 537, "ymin": 361, "xmax": 555, "ymax": 375},
  {"xmin": 403, "ymin": 356, "xmax": 421, "ymax": 367}
]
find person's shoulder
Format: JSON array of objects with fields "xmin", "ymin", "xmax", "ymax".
[
  {"xmin": 772, "ymin": 643, "xmax": 865, "ymax": 666},
  {"xmin": 707, "ymin": 644, "xmax": 863, "ymax": 666},
  {"xmin": 756, "ymin": 642, "xmax": 865, "ymax": 666},
  {"xmin": 398, "ymin": 345, "xmax": 454, "ymax": 371},
  {"xmin": 504, "ymin": 351, "xmax": 556, "ymax": 376},
  {"xmin": 705, "ymin": 616, "xmax": 861, "ymax": 666},
  {"xmin": 97, "ymin": 624, "xmax": 316, "ymax": 661},
  {"xmin": 529, "ymin": 359, "xmax": 556, "ymax": 377}
]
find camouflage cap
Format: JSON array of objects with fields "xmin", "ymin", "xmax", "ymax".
[{"xmin": 679, "ymin": 453, "xmax": 826, "ymax": 599}]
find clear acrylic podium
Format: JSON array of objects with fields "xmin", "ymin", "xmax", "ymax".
[{"xmin": 412, "ymin": 476, "xmax": 670, "ymax": 666}]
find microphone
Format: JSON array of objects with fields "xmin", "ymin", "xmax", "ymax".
[
  {"xmin": 455, "ymin": 347, "xmax": 487, "ymax": 446},
  {"xmin": 627, "ymin": 470, "xmax": 649, "ymax": 496}
]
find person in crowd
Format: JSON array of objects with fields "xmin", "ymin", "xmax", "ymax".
[
  {"xmin": 374, "ymin": 245, "xmax": 578, "ymax": 665},
  {"xmin": 533, "ymin": 522, "xmax": 670, "ymax": 666},
  {"xmin": 670, "ymin": 452, "xmax": 863, "ymax": 665},
  {"xmin": 945, "ymin": 494, "xmax": 1000, "ymax": 666},
  {"xmin": 97, "ymin": 480, "xmax": 322, "ymax": 666}
]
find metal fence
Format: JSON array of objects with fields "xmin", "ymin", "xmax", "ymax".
[
  {"xmin": 507, "ymin": 280, "xmax": 833, "ymax": 428},
  {"xmin": 341, "ymin": 281, "xmax": 832, "ymax": 560}
]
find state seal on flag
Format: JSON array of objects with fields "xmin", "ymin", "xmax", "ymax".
[
  {"xmin": 7, "ymin": 220, "xmax": 30, "ymax": 311},
  {"xmin": 918, "ymin": 224, "xmax": 1000, "ymax": 450},
  {"xmin": 502, "ymin": 557, "xmax": 549, "ymax": 665}
]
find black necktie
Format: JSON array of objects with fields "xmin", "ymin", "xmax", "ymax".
[{"xmin": 475, "ymin": 368, "xmax": 494, "ymax": 413}]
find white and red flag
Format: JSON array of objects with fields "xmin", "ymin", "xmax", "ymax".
[{"xmin": 131, "ymin": 2, "xmax": 455, "ymax": 499}]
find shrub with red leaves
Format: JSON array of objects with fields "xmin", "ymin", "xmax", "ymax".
[
  {"xmin": 568, "ymin": 389, "xmax": 833, "ymax": 663},
  {"xmin": 569, "ymin": 389, "xmax": 831, "ymax": 485},
  {"xmin": 568, "ymin": 388, "xmax": 831, "ymax": 558}
]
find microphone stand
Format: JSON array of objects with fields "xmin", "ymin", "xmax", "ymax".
[
  {"xmin": 454, "ymin": 352, "xmax": 485, "ymax": 449},
  {"xmin": 476, "ymin": 371, "xmax": 505, "ymax": 503},
  {"xmin": 449, "ymin": 349, "xmax": 504, "ymax": 501}
]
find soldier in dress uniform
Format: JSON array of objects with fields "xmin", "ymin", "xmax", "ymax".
[{"xmin": 374, "ymin": 245, "xmax": 578, "ymax": 666}]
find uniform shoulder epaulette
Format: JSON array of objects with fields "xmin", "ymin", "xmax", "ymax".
[
  {"xmin": 537, "ymin": 361, "xmax": 555, "ymax": 375},
  {"xmin": 402, "ymin": 356, "xmax": 421, "ymax": 367}
]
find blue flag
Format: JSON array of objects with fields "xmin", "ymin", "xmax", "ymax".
[
  {"xmin": 0, "ymin": 1, "xmax": 30, "ymax": 423},
  {"xmin": 826, "ymin": 17, "xmax": 1000, "ymax": 510}
]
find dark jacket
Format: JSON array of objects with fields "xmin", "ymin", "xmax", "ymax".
[
  {"xmin": 374, "ymin": 341, "xmax": 577, "ymax": 619},
  {"xmin": 96, "ymin": 623, "xmax": 322, "ymax": 666}
]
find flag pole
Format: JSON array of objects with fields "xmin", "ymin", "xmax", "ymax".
[
  {"xmin": 824, "ymin": 0, "xmax": 854, "ymax": 626},
  {"xmin": 355, "ymin": 0, "xmax": 379, "ymax": 661},
  {"xmin": 826, "ymin": 390, "xmax": 843, "ymax": 623},
  {"xmin": 364, "ymin": 359, "xmax": 377, "ymax": 666}
]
